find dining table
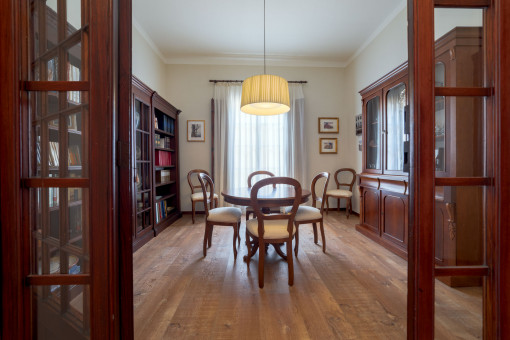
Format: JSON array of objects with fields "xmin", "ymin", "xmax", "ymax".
[{"xmin": 221, "ymin": 185, "xmax": 311, "ymax": 262}]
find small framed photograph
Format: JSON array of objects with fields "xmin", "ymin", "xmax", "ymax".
[
  {"xmin": 320, "ymin": 138, "xmax": 338, "ymax": 154},
  {"xmin": 187, "ymin": 120, "xmax": 205, "ymax": 142},
  {"xmin": 318, "ymin": 117, "xmax": 339, "ymax": 133}
]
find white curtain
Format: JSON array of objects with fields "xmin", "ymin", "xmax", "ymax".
[
  {"xmin": 213, "ymin": 82, "xmax": 307, "ymax": 205},
  {"xmin": 386, "ymin": 84, "xmax": 406, "ymax": 171}
]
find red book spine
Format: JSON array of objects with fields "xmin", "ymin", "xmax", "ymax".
[{"xmin": 155, "ymin": 150, "xmax": 171, "ymax": 166}]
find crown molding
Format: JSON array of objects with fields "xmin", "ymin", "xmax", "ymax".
[
  {"xmin": 345, "ymin": 0, "xmax": 407, "ymax": 67},
  {"xmin": 163, "ymin": 54, "xmax": 348, "ymax": 68},
  {"xmin": 132, "ymin": 18, "xmax": 166, "ymax": 63}
]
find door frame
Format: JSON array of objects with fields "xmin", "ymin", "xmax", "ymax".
[{"xmin": 407, "ymin": 0, "xmax": 510, "ymax": 338}]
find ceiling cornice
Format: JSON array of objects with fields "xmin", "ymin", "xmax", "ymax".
[
  {"xmin": 132, "ymin": 18, "xmax": 166, "ymax": 63},
  {"xmin": 345, "ymin": 0, "xmax": 407, "ymax": 67},
  {"xmin": 133, "ymin": 0, "xmax": 407, "ymax": 69}
]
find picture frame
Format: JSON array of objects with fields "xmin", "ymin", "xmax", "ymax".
[
  {"xmin": 187, "ymin": 120, "xmax": 205, "ymax": 142},
  {"xmin": 319, "ymin": 138, "xmax": 338, "ymax": 154},
  {"xmin": 318, "ymin": 117, "xmax": 339, "ymax": 133}
]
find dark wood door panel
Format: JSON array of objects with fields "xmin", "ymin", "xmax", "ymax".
[
  {"xmin": 381, "ymin": 192, "xmax": 407, "ymax": 247},
  {"xmin": 362, "ymin": 188, "xmax": 380, "ymax": 233}
]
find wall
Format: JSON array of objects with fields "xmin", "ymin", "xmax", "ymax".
[
  {"xmin": 164, "ymin": 64, "xmax": 346, "ymax": 212},
  {"xmin": 132, "ymin": 24, "xmax": 166, "ymax": 94},
  {"xmin": 343, "ymin": 8, "xmax": 409, "ymax": 213}
]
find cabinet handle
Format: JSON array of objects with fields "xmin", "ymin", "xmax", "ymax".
[{"xmin": 446, "ymin": 203, "xmax": 456, "ymax": 240}]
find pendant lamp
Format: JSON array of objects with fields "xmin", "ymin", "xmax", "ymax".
[{"xmin": 241, "ymin": 0, "xmax": 290, "ymax": 115}]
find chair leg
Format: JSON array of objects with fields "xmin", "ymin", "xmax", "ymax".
[
  {"xmin": 337, "ymin": 198, "xmax": 340, "ymax": 212},
  {"xmin": 346, "ymin": 198, "xmax": 351, "ymax": 219},
  {"xmin": 287, "ymin": 240, "xmax": 294, "ymax": 286},
  {"xmin": 312, "ymin": 223, "xmax": 318, "ymax": 244},
  {"xmin": 203, "ymin": 224, "xmax": 209, "ymax": 257},
  {"xmin": 237, "ymin": 221, "xmax": 241, "ymax": 245},
  {"xmin": 246, "ymin": 230, "xmax": 252, "ymax": 265},
  {"xmin": 258, "ymin": 239, "xmax": 265, "ymax": 288},
  {"xmin": 294, "ymin": 224, "xmax": 299, "ymax": 257},
  {"xmin": 319, "ymin": 220, "xmax": 326, "ymax": 253},
  {"xmin": 192, "ymin": 201, "xmax": 196, "ymax": 224},
  {"xmin": 325, "ymin": 196, "xmax": 329, "ymax": 215},
  {"xmin": 233, "ymin": 224, "xmax": 238, "ymax": 260},
  {"xmin": 208, "ymin": 225, "xmax": 214, "ymax": 248}
]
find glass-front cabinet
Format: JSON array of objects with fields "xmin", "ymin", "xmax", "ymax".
[{"xmin": 361, "ymin": 64, "xmax": 408, "ymax": 175}]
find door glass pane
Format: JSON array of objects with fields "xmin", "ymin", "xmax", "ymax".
[
  {"xmin": 66, "ymin": 0, "xmax": 82, "ymax": 36},
  {"xmin": 32, "ymin": 284, "xmax": 90, "ymax": 340},
  {"xmin": 434, "ymin": 9, "xmax": 484, "ymax": 88},
  {"xmin": 435, "ymin": 279, "xmax": 482, "ymax": 339},
  {"xmin": 29, "ymin": 92, "xmax": 88, "ymax": 178},
  {"xmin": 31, "ymin": 188, "xmax": 89, "ymax": 275},
  {"xmin": 366, "ymin": 96, "xmax": 380, "ymax": 170},
  {"xmin": 386, "ymin": 83, "xmax": 406, "ymax": 171}
]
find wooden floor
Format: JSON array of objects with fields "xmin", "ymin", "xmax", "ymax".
[{"xmin": 133, "ymin": 212, "xmax": 482, "ymax": 339}]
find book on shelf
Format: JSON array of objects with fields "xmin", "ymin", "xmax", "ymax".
[
  {"xmin": 68, "ymin": 188, "xmax": 82, "ymax": 202},
  {"xmin": 154, "ymin": 150, "xmax": 171, "ymax": 166},
  {"xmin": 49, "ymin": 187, "xmax": 59, "ymax": 208},
  {"xmin": 49, "ymin": 141, "xmax": 59, "ymax": 167},
  {"xmin": 68, "ymin": 145, "xmax": 81, "ymax": 166}
]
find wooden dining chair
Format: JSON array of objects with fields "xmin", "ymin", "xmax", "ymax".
[
  {"xmin": 245, "ymin": 170, "xmax": 278, "ymax": 220},
  {"xmin": 325, "ymin": 168, "xmax": 356, "ymax": 218},
  {"xmin": 198, "ymin": 173, "xmax": 242, "ymax": 259},
  {"xmin": 286, "ymin": 172, "xmax": 330, "ymax": 255},
  {"xmin": 187, "ymin": 169, "xmax": 218, "ymax": 224},
  {"xmin": 245, "ymin": 177, "xmax": 302, "ymax": 288}
]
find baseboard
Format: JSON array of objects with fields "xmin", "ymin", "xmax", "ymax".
[{"xmin": 325, "ymin": 207, "xmax": 360, "ymax": 217}]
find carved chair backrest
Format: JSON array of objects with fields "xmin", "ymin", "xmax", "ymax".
[
  {"xmin": 334, "ymin": 168, "xmax": 356, "ymax": 192},
  {"xmin": 250, "ymin": 177, "xmax": 302, "ymax": 239},
  {"xmin": 247, "ymin": 170, "xmax": 276, "ymax": 188},
  {"xmin": 198, "ymin": 172, "xmax": 215, "ymax": 217},
  {"xmin": 310, "ymin": 172, "xmax": 330, "ymax": 213},
  {"xmin": 188, "ymin": 169, "xmax": 211, "ymax": 194}
]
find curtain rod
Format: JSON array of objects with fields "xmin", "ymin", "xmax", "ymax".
[{"xmin": 209, "ymin": 79, "xmax": 307, "ymax": 84}]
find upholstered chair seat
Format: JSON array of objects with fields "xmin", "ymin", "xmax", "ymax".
[
  {"xmin": 208, "ymin": 207, "xmax": 242, "ymax": 223},
  {"xmin": 191, "ymin": 192, "xmax": 219, "ymax": 201},
  {"xmin": 325, "ymin": 189, "xmax": 353, "ymax": 198},
  {"xmin": 285, "ymin": 205, "xmax": 323, "ymax": 221},
  {"xmin": 246, "ymin": 218, "xmax": 296, "ymax": 239}
]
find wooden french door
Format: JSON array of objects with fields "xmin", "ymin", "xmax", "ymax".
[
  {"xmin": 0, "ymin": 0, "xmax": 131, "ymax": 338},
  {"xmin": 408, "ymin": 0, "xmax": 510, "ymax": 338}
]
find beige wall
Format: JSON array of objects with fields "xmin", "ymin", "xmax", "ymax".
[
  {"xmin": 164, "ymin": 64, "xmax": 347, "ymax": 212},
  {"xmin": 343, "ymin": 8, "xmax": 408, "ymax": 213},
  {"xmin": 132, "ymin": 25, "xmax": 166, "ymax": 94}
]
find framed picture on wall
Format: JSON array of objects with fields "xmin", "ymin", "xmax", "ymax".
[
  {"xmin": 187, "ymin": 120, "xmax": 205, "ymax": 142},
  {"xmin": 319, "ymin": 138, "xmax": 337, "ymax": 154},
  {"xmin": 318, "ymin": 117, "xmax": 339, "ymax": 133}
]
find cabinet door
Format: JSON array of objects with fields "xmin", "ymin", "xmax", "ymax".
[
  {"xmin": 384, "ymin": 82, "xmax": 407, "ymax": 174},
  {"xmin": 364, "ymin": 95, "xmax": 381, "ymax": 172},
  {"xmin": 380, "ymin": 191, "xmax": 408, "ymax": 249},
  {"xmin": 361, "ymin": 188, "xmax": 380, "ymax": 233}
]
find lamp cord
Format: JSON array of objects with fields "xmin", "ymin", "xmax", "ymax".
[{"xmin": 263, "ymin": 0, "xmax": 266, "ymax": 75}]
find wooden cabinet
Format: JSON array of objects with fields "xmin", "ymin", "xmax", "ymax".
[
  {"xmin": 357, "ymin": 64, "xmax": 409, "ymax": 259},
  {"xmin": 132, "ymin": 76, "xmax": 182, "ymax": 251},
  {"xmin": 357, "ymin": 27, "xmax": 485, "ymax": 285},
  {"xmin": 357, "ymin": 175, "xmax": 408, "ymax": 259}
]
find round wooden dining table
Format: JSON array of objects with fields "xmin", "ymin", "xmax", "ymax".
[{"xmin": 221, "ymin": 186, "xmax": 311, "ymax": 207}]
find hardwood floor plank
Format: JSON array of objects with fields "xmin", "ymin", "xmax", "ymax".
[{"xmin": 133, "ymin": 213, "xmax": 482, "ymax": 339}]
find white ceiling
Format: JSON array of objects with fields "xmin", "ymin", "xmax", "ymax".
[{"xmin": 133, "ymin": 0, "xmax": 406, "ymax": 67}]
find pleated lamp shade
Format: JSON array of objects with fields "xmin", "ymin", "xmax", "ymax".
[{"xmin": 240, "ymin": 74, "xmax": 290, "ymax": 115}]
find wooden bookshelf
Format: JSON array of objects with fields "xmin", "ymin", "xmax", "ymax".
[{"xmin": 131, "ymin": 76, "xmax": 181, "ymax": 251}]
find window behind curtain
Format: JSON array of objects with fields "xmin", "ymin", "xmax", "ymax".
[{"xmin": 213, "ymin": 83, "xmax": 305, "ymax": 202}]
